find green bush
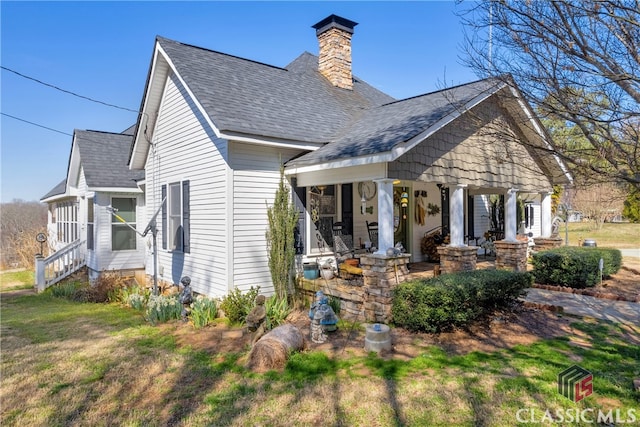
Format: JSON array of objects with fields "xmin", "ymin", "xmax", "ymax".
[
  {"xmin": 220, "ymin": 286, "xmax": 260, "ymax": 325},
  {"xmin": 532, "ymin": 247, "xmax": 622, "ymax": 288},
  {"xmin": 391, "ymin": 270, "xmax": 532, "ymax": 333},
  {"xmin": 265, "ymin": 295, "xmax": 291, "ymax": 330},
  {"xmin": 190, "ymin": 295, "xmax": 218, "ymax": 329},
  {"xmin": 48, "ymin": 281, "xmax": 85, "ymax": 299}
]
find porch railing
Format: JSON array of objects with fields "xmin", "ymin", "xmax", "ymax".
[{"xmin": 35, "ymin": 239, "xmax": 86, "ymax": 292}]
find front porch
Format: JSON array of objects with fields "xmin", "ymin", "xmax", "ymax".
[{"xmin": 298, "ymin": 253, "xmax": 504, "ymax": 323}]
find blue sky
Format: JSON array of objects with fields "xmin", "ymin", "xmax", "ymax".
[{"xmin": 1, "ymin": 1, "xmax": 478, "ymax": 203}]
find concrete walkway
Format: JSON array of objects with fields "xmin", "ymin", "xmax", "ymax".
[{"xmin": 522, "ymin": 288, "xmax": 640, "ymax": 325}]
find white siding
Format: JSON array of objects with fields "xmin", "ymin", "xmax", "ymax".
[
  {"xmin": 93, "ymin": 192, "xmax": 145, "ymax": 272},
  {"xmin": 230, "ymin": 143, "xmax": 301, "ymax": 294},
  {"xmin": 146, "ymin": 72, "xmax": 230, "ymax": 297}
]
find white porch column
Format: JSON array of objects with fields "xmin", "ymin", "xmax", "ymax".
[
  {"xmin": 505, "ymin": 188, "xmax": 518, "ymax": 242},
  {"xmin": 450, "ymin": 184, "xmax": 467, "ymax": 247},
  {"xmin": 373, "ymin": 179, "xmax": 394, "ymax": 255},
  {"xmin": 540, "ymin": 192, "xmax": 552, "ymax": 237}
]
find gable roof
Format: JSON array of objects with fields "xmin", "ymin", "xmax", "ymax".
[
  {"xmin": 42, "ymin": 129, "xmax": 144, "ymax": 202},
  {"xmin": 129, "ymin": 37, "xmax": 395, "ymax": 168},
  {"xmin": 41, "ymin": 178, "xmax": 68, "ymax": 202},
  {"xmin": 157, "ymin": 36, "xmax": 394, "ymax": 143},
  {"xmin": 286, "ymin": 78, "xmax": 503, "ymax": 168},
  {"xmin": 74, "ymin": 130, "xmax": 144, "ymax": 189}
]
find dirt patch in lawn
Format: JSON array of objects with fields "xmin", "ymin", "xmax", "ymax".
[
  {"xmin": 160, "ymin": 262, "xmax": 639, "ymax": 361},
  {"xmin": 160, "ymin": 305, "xmax": 576, "ymax": 362}
]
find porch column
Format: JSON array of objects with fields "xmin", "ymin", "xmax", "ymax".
[
  {"xmin": 534, "ymin": 191, "xmax": 562, "ymax": 251},
  {"xmin": 540, "ymin": 192, "xmax": 552, "ymax": 237},
  {"xmin": 450, "ymin": 184, "xmax": 466, "ymax": 246},
  {"xmin": 504, "ymin": 188, "xmax": 518, "ymax": 242},
  {"xmin": 373, "ymin": 179, "xmax": 394, "ymax": 254}
]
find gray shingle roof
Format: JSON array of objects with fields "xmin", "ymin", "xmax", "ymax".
[
  {"xmin": 41, "ymin": 178, "xmax": 67, "ymax": 201},
  {"xmin": 286, "ymin": 78, "xmax": 503, "ymax": 167},
  {"xmin": 75, "ymin": 130, "xmax": 144, "ymax": 188},
  {"xmin": 157, "ymin": 37, "xmax": 394, "ymax": 143}
]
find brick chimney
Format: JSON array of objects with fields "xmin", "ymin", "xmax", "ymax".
[{"xmin": 312, "ymin": 14, "xmax": 358, "ymax": 90}]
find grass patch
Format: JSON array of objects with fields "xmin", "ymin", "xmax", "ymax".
[
  {"xmin": 1, "ymin": 291, "xmax": 638, "ymax": 426},
  {"xmin": 0, "ymin": 269, "xmax": 34, "ymax": 290},
  {"xmin": 566, "ymin": 222, "xmax": 640, "ymax": 248}
]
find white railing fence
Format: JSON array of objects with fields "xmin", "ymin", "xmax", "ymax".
[{"xmin": 35, "ymin": 240, "xmax": 86, "ymax": 292}]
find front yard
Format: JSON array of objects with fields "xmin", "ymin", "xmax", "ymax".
[{"xmin": 1, "ymin": 283, "xmax": 639, "ymax": 426}]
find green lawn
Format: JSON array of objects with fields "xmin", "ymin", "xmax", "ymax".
[
  {"xmin": 1, "ymin": 292, "xmax": 638, "ymax": 426},
  {"xmin": 565, "ymin": 222, "xmax": 640, "ymax": 248},
  {"xmin": 0, "ymin": 269, "xmax": 34, "ymax": 291}
]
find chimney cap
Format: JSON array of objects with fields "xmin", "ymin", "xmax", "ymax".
[{"xmin": 312, "ymin": 14, "xmax": 358, "ymax": 36}]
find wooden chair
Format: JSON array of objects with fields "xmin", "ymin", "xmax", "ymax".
[{"xmin": 366, "ymin": 221, "xmax": 378, "ymax": 250}]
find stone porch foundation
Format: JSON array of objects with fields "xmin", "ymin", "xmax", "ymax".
[
  {"xmin": 360, "ymin": 254, "xmax": 411, "ymax": 323},
  {"xmin": 436, "ymin": 246, "xmax": 478, "ymax": 274},
  {"xmin": 494, "ymin": 240, "xmax": 528, "ymax": 272},
  {"xmin": 298, "ymin": 253, "xmax": 411, "ymax": 323},
  {"xmin": 533, "ymin": 237, "xmax": 563, "ymax": 251}
]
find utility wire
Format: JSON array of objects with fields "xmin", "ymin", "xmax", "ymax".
[
  {"xmin": 1, "ymin": 113, "xmax": 72, "ymax": 136},
  {"xmin": 1, "ymin": 65, "xmax": 139, "ymax": 113}
]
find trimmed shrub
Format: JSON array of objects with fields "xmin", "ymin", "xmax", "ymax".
[
  {"xmin": 220, "ymin": 286, "xmax": 260, "ymax": 325},
  {"xmin": 532, "ymin": 247, "xmax": 622, "ymax": 288},
  {"xmin": 391, "ymin": 270, "xmax": 532, "ymax": 333}
]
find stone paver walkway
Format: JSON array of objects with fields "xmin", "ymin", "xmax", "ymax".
[{"xmin": 522, "ymin": 288, "xmax": 640, "ymax": 325}]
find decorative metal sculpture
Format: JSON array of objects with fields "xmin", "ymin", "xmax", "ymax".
[
  {"xmin": 309, "ymin": 291, "xmax": 338, "ymax": 343},
  {"xmin": 246, "ymin": 295, "xmax": 267, "ymax": 345},
  {"xmin": 179, "ymin": 276, "xmax": 193, "ymax": 321}
]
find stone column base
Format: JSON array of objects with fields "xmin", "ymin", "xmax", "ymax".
[
  {"xmin": 533, "ymin": 237, "xmax": 563, "ymax": 251},
  {"xmin": 494, "ymin": 240, "xmax": 528, "ymax": 272},
  {"xmin": 359, "ymin": 253, "xmax": 411, "ymax": 323},
  {"xmin": 436, "ymin": 246, "xmax": 478, "ymax": 274}
]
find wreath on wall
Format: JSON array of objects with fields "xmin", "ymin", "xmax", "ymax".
[{"xmin": 427, "ymin": 203, "xmax": 440, "ymax": 216}]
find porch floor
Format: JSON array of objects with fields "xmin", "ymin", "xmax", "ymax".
[{"xmin": 406, "ymin": 256, "xmax": 497, "ymax": 281}]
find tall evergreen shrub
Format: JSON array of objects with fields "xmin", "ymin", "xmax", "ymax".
[{"xmin": 266, "ymin": 166, "xmax": 299, "ymax": 300}]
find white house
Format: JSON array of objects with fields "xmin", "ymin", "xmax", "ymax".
[
  {"xmin": 41, "ymin": 127, "xmax": 145, "ymax": 284},
  {"xmin": 126, "ymin": 14, "xmax": 570, "ymax": 297},
  {"xmin": 41, "ymin": 14, "xmax": 571, "ymax": 296}
]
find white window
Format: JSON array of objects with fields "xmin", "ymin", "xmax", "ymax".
[
  {"xmin": 162, "ymin": 181, "xmax": 190, "ymax": 253},
  {"xmin": 87, "ymin": 197, "xmax": 94, "ymax": 250},
  {"xmin": 111, "ymin": 197, "xmax": 136, "ymax": 251}
]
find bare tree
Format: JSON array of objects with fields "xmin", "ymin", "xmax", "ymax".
[
  {"xmin": 459, "ymin": 0, "xmax": 640, "ymax": 189},
  {"xmin": 567, "ymin": 182, "xmax": 627, "ymax": 229},
  {"xmin": 1, "ymin": 200, "xmax": 48, "ymax": 269}
]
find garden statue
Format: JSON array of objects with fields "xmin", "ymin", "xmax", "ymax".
[
  {"xmin": 309, "ymin": 291, "xmax": 338, "ymax": 343},
  {"xmin": 246, "ymin": 295, "xmax": 267, "ymax": 345},
  {"xmin": 179, "ymin": 276, "xmax": 193, "ymax": 322}
]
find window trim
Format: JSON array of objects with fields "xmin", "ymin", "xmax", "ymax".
[
  {"xmin": 110, "ymin": 196, "xmax": 137, "ymax": 252},
  {"xmin": 162, "ymin": 181, "xmax": 190, "ymax": 253}
]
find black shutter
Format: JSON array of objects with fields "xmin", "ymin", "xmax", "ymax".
[
  {"xmin": 161, "ymin": 184, "xmax": 167, "ymax": 250},
  {"xmin": 292, "ymin": 178, "xmax": 306, "ymax": 255},
  {"xmin": 341, "ymin": 183, "xmax": 353, "ymax": 235},
  {"xmin": 182, "ymin": 180, "xmax": 190, "ymax": 253}
]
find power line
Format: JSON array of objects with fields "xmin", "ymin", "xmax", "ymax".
[
  {"xmin": 1, "ymin": 113, "xmax": 72, "ymax": 136},
  {"xmin": 1, "ymin": 65, "xmax": 139, "ymax": 113}
]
